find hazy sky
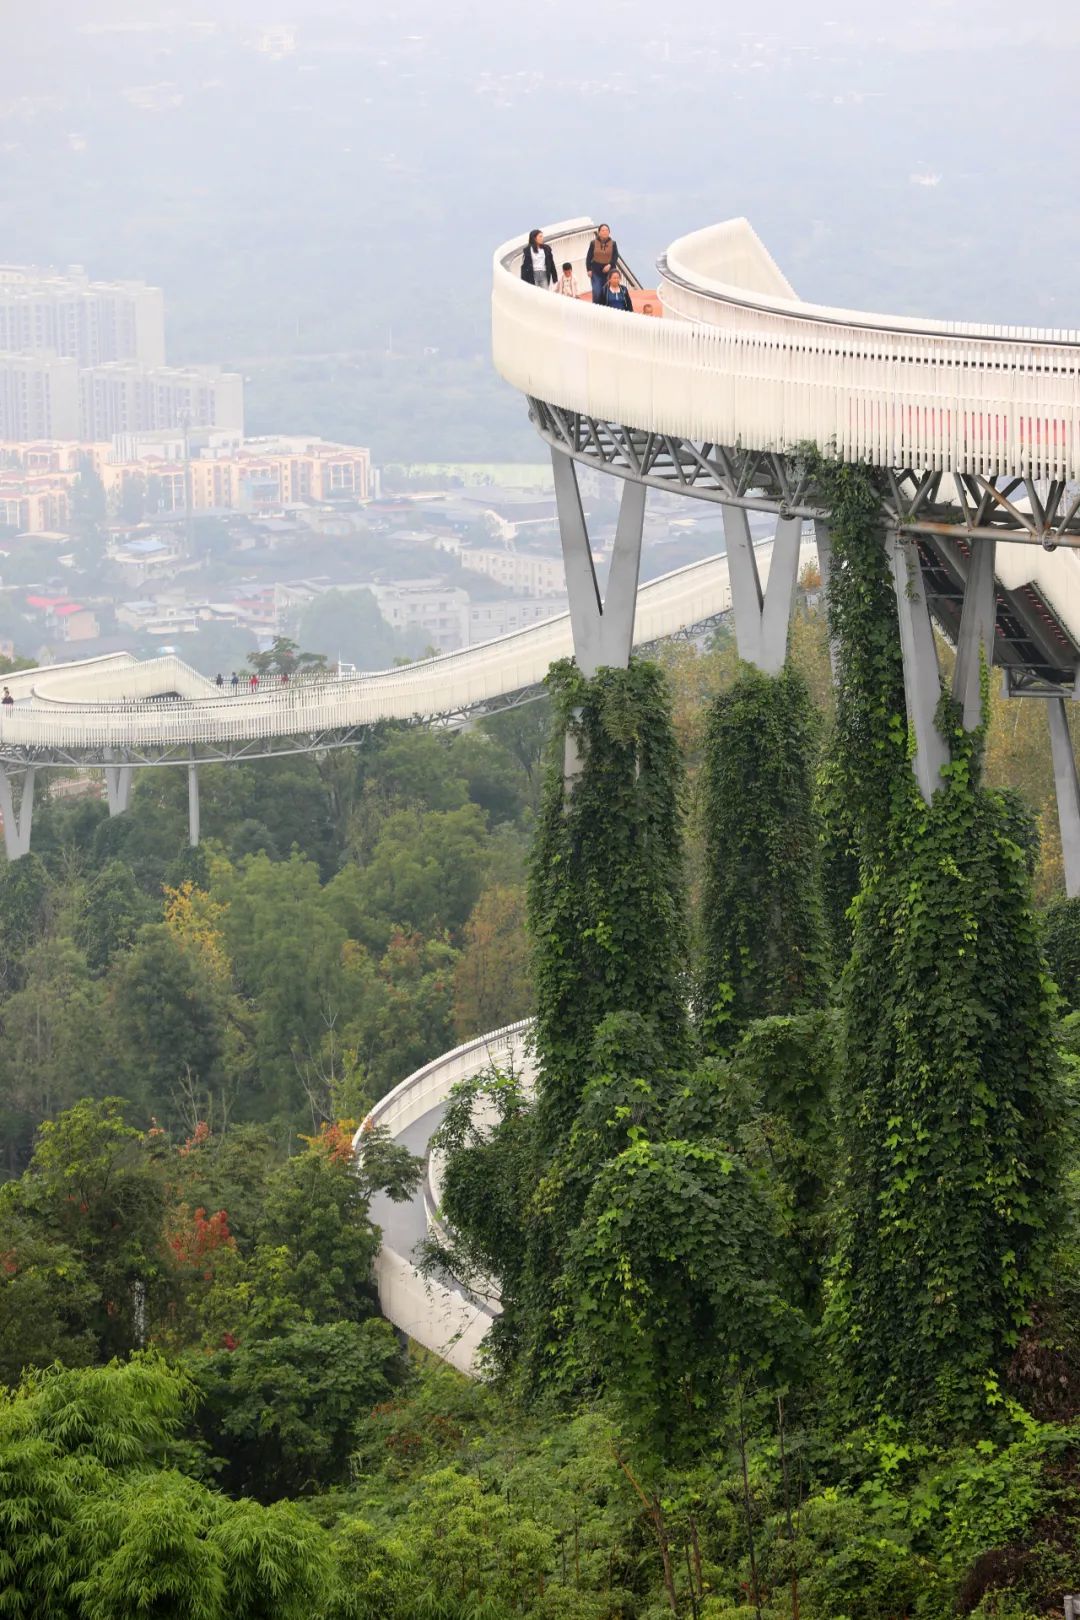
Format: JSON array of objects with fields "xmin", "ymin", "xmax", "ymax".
[{"xmin": 2, "ymin": 2, "xmax": 1078, "ymax": 363}]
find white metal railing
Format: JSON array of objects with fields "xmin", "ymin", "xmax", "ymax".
[
  {"xmin": 0, "ymin": 549, "xmax": 749, "ymax": 754},
  {"xmin": 492, "ymin": 216, "xmax": 1080, "ymax": 482},
  {"xmin": 356, "ymin": 1020, "xmax": 533, "ymax": 1375}
]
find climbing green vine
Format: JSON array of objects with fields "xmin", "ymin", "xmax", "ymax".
[
  {"xmin": 527, "ymin": 657, "xmax": 689, "ymax": 1148},
  {"xmin": 699, "ymin": 661, "xmax": 830, "ymax": 1045},
  {"xmin": 811, "ymin": 452, "xmax": 1067, "ymax": 1424}
]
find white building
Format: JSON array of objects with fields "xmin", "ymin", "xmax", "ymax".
[
  {"xmin": 366, "ymin": 581, "xmax": 470, "ymax": 652},
  {"xmin": 459, "ymin": 546, "xmax": 566, "ymax": 597}
]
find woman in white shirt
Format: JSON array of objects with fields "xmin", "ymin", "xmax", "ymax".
[{"xmin": 520, "ymin": 228, "xmax": 558, "ymax": 290}]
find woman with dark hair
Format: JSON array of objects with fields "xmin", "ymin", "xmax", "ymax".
[
  {"xmin": 521, "ymin": 228, "xmax": 558, "ymax": 291},
  {"xmin": 586, "ymin": 222, "xmax": 619, "ymax": 304}
]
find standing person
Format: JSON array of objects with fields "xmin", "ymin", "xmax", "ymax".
[
  {"xmin": 586, "ymin": 223, "xmax": 619, "ymax": 305},
  {"xmin": 520, "ymin": 229, "xmax": 557, "ymax": 291},
  {"xmin": 249, "ymin": 672, "xmax": 259, "ymax": 693},
  {"xmin": 602, "ymin": 271, "xmax": 633, "ymax": 313},
  {"xmin": 556, "ymin": 261, "xmax": 578, "ymax": 298},
  {"xmin": 230, "ymin": 671, "xmax": 239, "ymax": 694},
  {"xmin": 279, "ymin": 670, "xmax": 289, "ymax": 686},
  {"xmin": 1, "ymin": 686, "xmax": 12, "ymax": 707},
  {"xmin": 214, "ymin": 672, "xmax": 224, "ymax": 690}
]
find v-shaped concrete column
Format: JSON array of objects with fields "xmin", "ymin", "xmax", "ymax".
[
  {"xmin": 551, "ymin": 448, "xmax": 646, "ymax": 677},
  {"xmin": 951, "ymin": 539, "xmax": 997, "ymax": 733},
  {"xmin": 887, "ymin": 533, "xmax": 950, "ymax": 803},
  {"xmin": 721, "ymin": 505, "xmax": 803, "ymax": 675},
  {"xmin": 1048, "ymin": 697, "xmax": 1080, "ymax": 899},
  {"xmin": 0, "ymin": 763, "xmax": 36, "ymax": 860}
]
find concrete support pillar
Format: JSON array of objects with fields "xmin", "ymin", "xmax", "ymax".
[
  {"xmin": 888, "ymin": 533, "xmax": 949, "ymax": 803},
  {"xmin": 187, "ymin": 758, "xmax": 200, "ymax": 848},
  {"xmin": 813, "ymin": 517, "xmax": 841, "ymax": 679},
  {"xmin": 0, "ymin": 763, "xmax": 35, "ymax": 860},
  {"xmin": 104, "ymin": 760, "xmax": 133, "ymax": 817},
  {"xmin": 550, "ymin": 447, "xmax": 646, "ymax": 678},
  {"xmin": 1048, "ymin": 697, "xmax": 1080, "ymax": 899},
  {"xmin": 722, "ymin": 507, "xmax": 802, "ymax": 674},
  {"xmin": 952, "ymin": 539, "xmax": 997, "ymax": 733}
]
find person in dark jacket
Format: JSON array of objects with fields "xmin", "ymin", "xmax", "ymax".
[
  {"xmin": 602, "ymin": 271, "xmax": 633, "ymax": 312},
  {"xmin": 586, "ymin": 223, "xmax": 619, "ymax": 304},
  {"xmin": 520, "ymin": 229, "xmax": 558, "ymax": 290}
]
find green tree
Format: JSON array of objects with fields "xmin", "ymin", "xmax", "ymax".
[
  {"xmin": 75, "ymin": 860, "xmax": 156, "ymax": 974},
  {"xmin": 5, "ymin": 1100, "xmax": 170, "ymax": 1358},
  {"xmin": 190, "ymin": 1318, "xmax": 403, "ymax": 1499},
  {"xmin": 0, "ymin": 851, "xmax": 50, "ymax": 995},
  {"xmin": 0, "ymin": 940, "xmax": 107, "ymax": 1174},
  {"xmin": 107, "ymin": 925, "xmax": 227, "ymax": 1117},
  {"xmin": 0, "ymin": 1217, "xmax": 97, "ymax": 1384},
  {"xmin": 452, "ymin": 882, "xmax": 532, "ymax": 1039},
  {"xmin": 294, "ymin": 588, "xmax": 426, "ymax": 672}
]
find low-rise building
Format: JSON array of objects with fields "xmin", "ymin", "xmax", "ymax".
[
  {"xmin": 467, "ymin": 596, "xmax": 567, "ymax": 643},
  {"xmin": 459, "ymin": 546, "xmax": 566, "ymax": 597},
  {"xmin": 366, "ymin": 580, "xmax": 470, "ymax": 652}
]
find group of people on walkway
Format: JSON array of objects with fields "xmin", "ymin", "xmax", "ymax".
[
  {"xmin": 213, "ymin": 671, "xmax": 293, "ymax": 693},
  {"xmin": 521, "ymin": 222, "xmax": 655, "ymax": 315}
]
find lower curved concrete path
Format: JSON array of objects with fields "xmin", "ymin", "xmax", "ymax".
[{"xmin": 356, "ymin": 1022, "xmax": 533, "ymax": 1376}]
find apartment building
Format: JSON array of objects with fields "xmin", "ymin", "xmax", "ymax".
[
  {"xmin": 459, "ymin": 546, "xmax": 566, "ymax": 596},
  {"xmin": 101, "ymin": 436, "xmax": 370, "ymax": 513},
  {"xmin": 0, "ymin": 355, "xmax": 81, "ymax": 440},
  {"xmin": 0, "ymin": 470, "xmax": 73, "ymax": 534},
  {"xmin": 79, "ymin": 363, "xmax": 244, "ymax": 440},
  {"xmin": 0, "ymin": 267, "xmax": 165, "ymax": 366}
]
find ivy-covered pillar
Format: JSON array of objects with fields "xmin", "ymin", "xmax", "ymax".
[{"xmin": 187, "ymin": 756, "xmax": 200, "ymax": 848}]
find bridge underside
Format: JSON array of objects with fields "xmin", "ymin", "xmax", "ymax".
[{"xmin": 531, "ymin": 399, "xmax": 1080, "ymax": 553}]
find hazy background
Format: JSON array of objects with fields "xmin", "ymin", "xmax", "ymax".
[{"xmin": 2, "ymin": 0, "xmax": 1078, "ymax": 460}]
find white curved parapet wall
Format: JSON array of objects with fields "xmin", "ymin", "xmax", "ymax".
[
  {"xmin": 355, "ymin": 1021, "xmax": 534, "ymax": 1377},
  {"xmin": 0, "ymin": 547, "xmax": 774, "ymax": 758},
  {"xmin": 492, "ymin": 216, "xmax": 1080, "ymax": 481}
]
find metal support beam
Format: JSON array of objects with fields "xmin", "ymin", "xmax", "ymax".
[
  {"xmin": 888, "ymin": 534, "xmax": 949, "ymax": 803},
  {"xmin": 952, "ymin": 539, "xmax": 997, "ymax": 732},
  {"xmin": 550, "ymin": 445, "xmax": 646, "ymax": 677},
  {"xmin": 722, "ymin": 507, "xmax": 802, "ymax": 674},
  {"xmin": 1048, "ymin": 697, "xmax": 1080, "ymax": 899},
  {"xmin": 0, "ymin": 763, "xmax": 35, "ymax": 860},
  {"xmin": 187, "ymin": 758, "xmax": 200, "ymax": 848},
  {"xmin": 104, "ymin": 761, "xmax": 133, "ymax": 817}
]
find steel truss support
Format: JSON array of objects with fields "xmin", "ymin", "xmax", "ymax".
[
  {"xmin": 1048, "ymin": 698, "xmax": 1080, "ymax": 899},
  {"xmin": 722, "ymin": 506, "xmax": 802, "ymax": 674},
  {"xmin": 551, "ymin": 446, "xmax": 646, "ymax": 677},
  {"xmin": 187, "ymin": 757, "xmax": 200, "ymax": 848},
  {"xmin": 529, "ymin": 400, "xmax": 1080, "ymax": 549},
  {"xmin": 888, "ymin": 534, "xmax": 949, "ymax": 803},
  {"xmin": 0, "ymin": 763, "xmax": 35, "ymax": 860}
]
